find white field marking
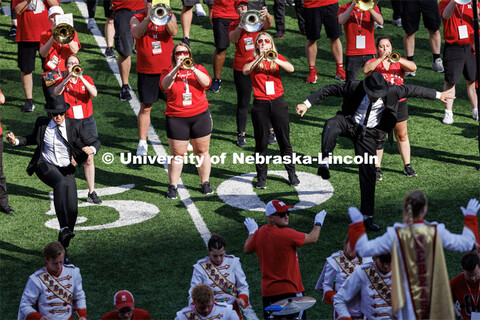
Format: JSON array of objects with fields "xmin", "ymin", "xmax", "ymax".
[
  {"xmin": 75, "ymin": 2, "xmax": 211, "ymax": 243},
  {"xmin": 2, "ymin": 5, "xmax": 11, "ymax": 16},
  {"xmin": 217, "ymin": 171, "xmax": 334, "ymax": 212}
]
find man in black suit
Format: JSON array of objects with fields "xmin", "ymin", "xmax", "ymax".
[
  {"xmin": 296, "ymin": 72, "xmax": 453, "ymax": 231},
  {"xmin": 6, "ymin": 100, "xmax": 101, "ymax": 250}
]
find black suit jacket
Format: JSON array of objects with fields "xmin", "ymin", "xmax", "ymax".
[
  {"xmin": 306, "ymin": 80, "xmax": 437, "ymax": 132},
  {"xmin": 17, "ymin": 117, "xmax": 101, "ymax": 176}
]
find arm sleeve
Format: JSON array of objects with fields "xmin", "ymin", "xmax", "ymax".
[
  {"xmin": 235, "ymin": 259, "xmax": 249, "ymax": 300},
  {"xmin": 395, "ymin": 84, "xmax": 437, "ymax": 101},
  {"xmin": 322, "ymin": 262, "xmax": 337, "ymax": 305},
  {"xmin": 305, "ymin": 82, "xmax": 347, "ymax": 107},
  {"xmin": 188, "ymin": 265, "xmax": 204, "ymax": 305},
  {"xmin": 437, "ymin": 223, "xmax": 476, "ymax": 252},
  {"xmin": 333, "ymin": 270, "xmax": 362, "ymax": 319},
  {"xmin": 18, "ymin": 277, "xmax": 42, "ymax": 319},
  {"xmin": 73, "ymin": 268, "xmax": 87, "ymax": 310},
  {"xmin": 355, "ymin": 228, "xmax": 395, "ymax": 258}
]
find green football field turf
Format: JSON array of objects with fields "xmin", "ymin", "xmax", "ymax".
[{"xmin": 1, "ymin": 0, "xmax": 479, "ymax": 318}]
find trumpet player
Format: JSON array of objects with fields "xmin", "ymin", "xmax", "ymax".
[
  {"xmin": 363, "ymin": 36, "xmax": 417, "ymax": 181},
  {"xmin": 439, "ymin": 0, "xmax": 478, "ymax": 124},
  {"xmin": 130, "ymin": 0, "xmax": 178, "ymax": 156}
]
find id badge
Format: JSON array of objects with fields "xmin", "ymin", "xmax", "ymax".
[
  {"xmin": 472, "ymin": 312, "xmax": 480, "ymax": 320},
  {"xmin": 265, "ymin": 81, "xmax": 275, "ymax": 95},
  {"xmin": 72, "ymin": 105, "xmax": 84, "ymax": 119},
  {"xmin": 458, "ymin": 25, "xmax": 469, "ymax": 39},
  {"xmin": 356, "ymin": 35, "xmax": 366, "ymax": 49},
  {"xmin": 152, "ymin": 41, "xmax": 162, "ymax": 55},
  {"xmin": 244, "ymin": 37, "xmax": 254, "ymax": 51},
  {"xmin": 182, "ymin": 92, "xmax": 192, "ymax": 106},
  {"xmin": 46, "ymin": 55, "xmax": 60, "ymax": 70}
]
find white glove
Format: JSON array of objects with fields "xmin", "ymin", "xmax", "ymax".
[
  {"xmin": 314, "ymin": 210, "xmax": 327, "ymax": 226},
  {"xmin": 348, "ymin": 207, "xmax": 364, "ymax": 223},
  {"xmin": 461, "ymin": 198, "xmax": 480, "ymax": 216},
  {"xmin": 244, "ymin": 217, "xmax": 258, "ymax": 235}
]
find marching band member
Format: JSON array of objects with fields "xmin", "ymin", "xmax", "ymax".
[
  {"xmin": 242, "ymin": 32, "xmax": 298, "ymax": 189},
  {"xmin": 189, "ymin": 234, "xmax": 249, "ymax": 319},
  {"xmin": 363, "ymin": 36, "xmax": 417, "ymax": 180},
  {"xmin": 347, "ymin": 190, "xmax": 480, "ymax": 319},
  {"xmin": 100, "ymin": 290, "xmax": 152, "ymax": 320},
  {"xmin": 450, "ymin": 252, "xmax": 480, "ymax": 320},
  {"xmin": 17, "ymin": 242, "xmax": 87, "ymax": 320}
]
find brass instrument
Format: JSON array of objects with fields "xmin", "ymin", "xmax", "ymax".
[
  {"xmin": 241, "ymin": 10, "xmax": 264, "ymax": 33},
  {"xmin": 150, "ymin": 2, "xmax": 172, "ymax": 26},
  {"xmin": 72, "ymin": 65, "xmax": 83, "ymax": 77},
  {"xmin": 182, "ymin": 58, "xmax": 195, "ymax": 70},
  {"xmin": 354, "ymin": 0, "xmax": 378, "ymax": 11},
  {"xmin": 389, "ymin": 51, "xmax": 400, "ymax": 63},
  {"xmin": 455, "ymin": 0, "xmax": 471, "ymax": 4},
  {"xmin": 265, "ymin": 50, "xmax": 277, "ymax": 62},
  {"xmin": 52, "ymin": 23, "xmax": 75, "ymax": 44}
]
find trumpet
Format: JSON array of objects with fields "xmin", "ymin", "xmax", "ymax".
[
  {"xmin": 182, "ymin": 58, "xmax": 195, "ymax": 70},
  {"xmin": 265, "ymin": 50, "xmax": 277, "ymax": 62},
  {"xmin": 150, "ymin": 3, "xmax": 172, "ymax": 26},
  {"xmin": 52, "ymin": 23, "xmax": 75, "ymax": 44},
  {"xmin": 354, "ymin": 0, "xmax": 378, "ymax": 11},
  {"xmin": 455, "ymin": 0, "xmax": 471, "ymax": 4},
  {"xmin": 389, "ymin": 51, "xmax": 401, "ymax": 63},
  {"xmin": 241, "ymin": 10, "xmax": 264, "ymax": 33},
  {"xmin": 72, "ymin": 65, "xmax": 83, "ymax": 77}
]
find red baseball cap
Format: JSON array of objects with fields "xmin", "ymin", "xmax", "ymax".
[
  {"xmin": 114, "ymin": 290, "xmax": 134, "ymax": 309},
  {"xmin": 234, "ymin": 0, "xmax": 248, "ymax": 7},
  {"xmin": 265, "ymin": 200, "xmax": 293, "ymax": 216}
]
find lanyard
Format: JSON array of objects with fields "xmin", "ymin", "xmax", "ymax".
[
  {"xmin": 456, "ymin": 4, "xmax": 466, "ymax": 24},
  {"xmin": 353, "ymin": 9, "xmax": 364, "ymax": 34},
  {"xmin": 68, "ymin": 80, "xmax": 79, "ymax": 104},
  {"xmin": 465, "ymin": 277, "xmax": 480, "ymax": 308}
]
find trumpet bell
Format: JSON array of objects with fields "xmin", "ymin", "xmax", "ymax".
[
  {"xmin": 150, "ymin": 3, "xmax": 172, "ymax": 26},
  {"xmin": 72, "ymin": 65, "xmax": 83, "ymax": 76},
  {"xmin": 182, "ymin": 58, "xmax": 195, "ymax": 70},
  {"xmin": 455, "ymin": 0, "xmax": 471, "ymax": 4},
  {"xmin": 354, "ymin": 0, "xmax": 378, "ymax": 11},
  {"xmin": 241, "ymin": 10, "xmax": 264, "ymax": 33},
  {"xmin": 53, "ymin": 23, "xmax": 75, "ymax": 44},
  {"xmin": 265, "ymin": 50, "xmax": 277, "ymax": 62},
  {"xmin": 389, "ymin": 52, "xmax": 401, "ymax": 63}
]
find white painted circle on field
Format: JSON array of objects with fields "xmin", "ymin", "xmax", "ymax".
[{"xmin": 216, "ymin": 171, "xmax": 334, "ymax": 212}]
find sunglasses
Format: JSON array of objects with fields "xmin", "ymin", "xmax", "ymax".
[
  {"xmin": 118, "ymin": 307, "xmax": 133, "ymax": 313},
  {"xmin": 50, "ymin": 112, "xmax": 66, "ymax": 117},
  {"xmin": 273, "ymin": 211, "xmax": 290, "ymax": 218},
  {"xmin": 175, "ymin": 50, "xmax": 189, "ymax": 57},
  {"xmin": 257, "ymin": 38, "xmax": 271, "ymax": 44}
]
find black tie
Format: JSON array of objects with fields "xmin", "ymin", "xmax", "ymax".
[
  {"xmin": 360, "ymin": 101, "xmax": 373, "ymax": 140},
  {"xmin": 56, "ymin": 124, "xmax": 72, "ymax": 150}
]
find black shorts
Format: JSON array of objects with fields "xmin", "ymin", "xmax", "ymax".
[
  {"xmin": 104, "ymin": 0, "xmax": 114, "ymax": 19},
  {"xmin": 401, "ymin": 0, "xmax": 441, "ymax": 35},
  {"xmin": 138, "ymin": 72, "xmax": 167, "ymax": 104},
  {"xmin": 396, "ymin": 99, "xmax": 409, "ymax": 122},
  {"xmin": 212, "ymin": 18, "xmax": 235, "ymax": 50},
  {"xmin": 182, "ymin": 0, "xmax": 213, "ymax": 6},
  {"xmin": 17, "ymin": 41, "xmax": 41, "ymax": 73},
  {"xmin": 114, "ymin": 10, "xmax": 136, "ymax": 57},
  {"xmin": 305, "ymin": 3, "xmax": 342, "ymax": 41},
  {"xmin": 81, "ymin": 115, "xmax": 99, "ymax": 139},
  {"xmin": 166, "ymin": 109, "xmax": 212, "ymax": 140},
  {"xmin": 443, "ymin": 44, "xmax": 476, "ymax": 83},
  {"xmin": 345, "ymin": 54, "xmax": 374, "ymax": 81}
]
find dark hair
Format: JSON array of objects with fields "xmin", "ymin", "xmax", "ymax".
[
  {"xmin": 461, "ymin": 252, "xmax": 480, "ymax": 272},
  {"xmin": 208, "ymin": 233, "xmax": 226, "ymax": 251},
  {"xmin": 44, "ymin": 241, "xmax": 65, "ymax": 260},
  {"xmin": 170, "ymin": 42, "xmax": 192, "ymax": 67},
  {"xmin": 65, "ymin": 54, "xmax": 80, "ymax": 66},
  {"xmin": 404, "ymin": 190, "xmax": 427, "ymax": 221},
  {"xmin": 377, "ymin": 252, "xmax": 392, "ymax": 264},
  {"xmin": 376, "ymin": 36, "xmax": 393, "ymax": 48}
]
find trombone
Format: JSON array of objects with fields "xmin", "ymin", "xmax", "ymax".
[
  {"xmin": 389, "ymin": 52, "xmax": 401, "ymax": 63},
  {"xmin": 150, "ymin": 2, "xmax": 172, "ymax": 26},
  {"xmin": 71, "ymin": 65, "xmax": 83, "ymax": 77},
  {"xmin": 354, "ymin": 0, "xmax": 378, "ymax": 11},
  {"xmin": 265, "ymin": 50, "xmax": 277, "ymax": 62},
  {"xmin": 182, "ymin": 58, "xmax": 195, "ymax": 70},
  {"xmin": 52, "ymin": 23, "xmax": 75, "ymax": 44},
  {"xmin": 241, "ymin": 10, "xmax": 264, "ymax": 33}
]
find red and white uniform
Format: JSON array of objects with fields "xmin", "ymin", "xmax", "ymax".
[
  {"xmin": 18, "ymin": 264, "xmax": 86, "ymax": 320},
  {"xmin": 228, "ymin": 20, "xmax": 261, "ymax": 72},
  {"xmin": 101, "ymin": 308, "xmax": 151, "ymax": 319},
  {"xmin": 316, "ymin": 250, "xmax": 372, "ymax": 319},
  {"xmin": 160, "ymin": 66, "xmax": 212, "ymax": 118},
  {"xmin": 247, "ymin": 54, "xmax": 287, "ymax": 101},
  {"xmin": 212, "ymin": 0, "xmax": 238, "ymax": 19},
  {"xmin": 175, "ymin": 302, "xmax": 239, "ymax": 320},
  {"xmin": 133, "ymin": 12, "xmax": 173, "ymax": 74},
  {"xmin": 13, "ymin": 0, "xmax": 51, "ymax": 42},
  {"xmin": 304, "ymin": 0, "xmax": 337, "ymax": 9},
  {"xmin": 338, "ymin": 4, "xmax": 379, "ymax": 56},
  {"xmin": 55, "ymin": 76, "xmax": 95, "ymax": 120},
  {"xmin": 450, "ymin": 273, "xmax": 480, "ymax": 320},
  {"xmin": 334, "ymin": 262, "xmax": 392, "ymax": 320},
  {"xmin": 111, "ymin": 0, "xmax": 144, "ymax": 13},
  {"xmin": 439, "ymin": 0, "xmax": 478, "ymax": 46},
  {"xmin": 40, "ymin": 30, "xmax": 81, "ymax": 72}
]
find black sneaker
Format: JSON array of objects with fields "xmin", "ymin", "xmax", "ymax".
[
  {"xmin": 120, "ymin": 85, "xmax": 132, "ymax": 101},
  {"xmin": 274, "ymin": 31, "xmax": 285, "ymax": 39},
  {"xmin": 403, "ymin": 164, "xmax": 417, "ymax": 177},
  {"xmin": 166, "ymin": 185, "xmax": 177, "ymax": 199},
  {"xmin": 268, "ymin": 131, "xmax": 277, "ymax": 145},
  {"xmin": 317, "ymin": 164, "xmax": 330, "ymax": 180},
  {"xmin": 236, "ymin": 133, "xmax": 246, "ymax": 147},
  {"xmin": 288, "ymin": 173, "xmax": 300, "ymax": 186},
  {"xmin": 1, "ymin": 206, "xmax": 14, "ymax": 214},
  {"xmin": 182, "ymin": 37, "xmax": 191, "ymax": 47},
  {"xmin": 201, "ymin": 181, "xmax": 213, "ymax": 195},
  {"xmin": 9, "ymin": 26, "xmax": 17, "ymax": 37},
  {"xmin": 375, "ymin": 167, "xmax": 382, "ymax": 181},
  {"xmin": 22, "ymin": 99, "xmax": 35, "ymax": 112},
  {"xmin": 255, "ymin": 178, "xmax": 266, "ymax": 189},
  {"xmin": 208, "ymin": 79, "xmax": 222, "ymax": 93},
  {"xmin": 105, "ymin": 47, "xmax": 116, "ymax": 59},
  {"xmin": 87, "ymin": 191, "xmax": 102, "ymax": 204}
]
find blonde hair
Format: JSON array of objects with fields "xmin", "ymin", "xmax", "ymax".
[
  {"xmin": 253, "ymin": 32, "xmax": 278, "ymax": 71},
  {"xmin": 170, "ymin": 42, "xmax": 192, "ymax": 68}
]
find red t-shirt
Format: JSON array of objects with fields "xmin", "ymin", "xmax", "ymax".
[
  {"xmin": 111, "ymin": 0, "xmax": 144, "ymax": 12},
  {"xmin": 56, "ymin": 75, "xmax": 95, "ymax": 119},
  {"xmin": 40, "ymin": 30, "xmax": 81, "ymax": 72},
  {"xmin": 439, "ymin": 0, "xmax": 477, "ymax": 45},
  {"xmin": 338, "ymin": 4, "xmax": 379, "ymax": 56},
  {"xmin": 212, "ymin": 0, "xmax": 238, "ymax": 20},
  {"xmin": 304, "ymin": 0, "xmax": 337, "ymax": 9},
  {"xmin": 101, "ymin": 308, "xmax": 152, "ymax": 320},
  {"xmin": 228, "ymin": 20, "xmax": 261, "ymax": 71},
  {"xmin": 450, "ymin": 273, "xmax": 480, "ymax": 320},
  {"xmin": 134, "ymin": 12, "xmax": 173, "ymax": 74},
  {"xmin": 160, "ymin": 66, "xmax": 211, "ymax": 117},
  {"xmin": 247, "ymin": 224, "xmax": 305, "ymax": 297},
  {"xmin": 13, "ymin": 0, "xmax": 51, "ymax": 42},
  {"xmin": 366, "ymin": 58, "xmax": 405, "ymax": 86},
  {"xmin": 247, "ymin": 54, "xmax": 286, "ymax": 100}
]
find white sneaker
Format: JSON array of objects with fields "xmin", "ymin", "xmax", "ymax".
[
  {"xmin": 392, "ymin": 18, "xmax": 402, "ymax": 27},
  {"xmin": 136, "ymin": 143, "xmax": 148, "ymax": 156},
  {"xmin": 87, "ymin": 18, "xmax": 95, "ymax": 29},
  {"xmin": 405, "ymin": 71, "xmax": 416, "ymax": 77},
  {"xmin": 432, "ymin": 58, "xmax": 444, "ymax": 73},
  {"xmin": 443, "ymin": 110, "xmax": 454, "ymax": 125},
  {"xmin": 374, "ymin": 22, "xmax": 383, "ymax": 29},
  {"xmin": 473, "ymin": 108, "xmax": 479, "ymax": 121},
  {"xmin": 195, "ymin": 3, "xmax": 206, "ymax": 17},
  {"xmin": 187, "ymin": 143, "xmax": 194, "ymax": 152}
]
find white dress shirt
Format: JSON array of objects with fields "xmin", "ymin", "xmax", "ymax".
[
  {"xmin": 354, "ymin": 95, "xmax": 385, "ymax": 128},
  {"xmin": 41, "ymin": 120, "xmax": 71, "ymax": 167}
]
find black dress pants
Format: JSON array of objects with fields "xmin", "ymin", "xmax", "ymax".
[
  {"xmin": 273, "ymin": 0, "xmax": 305, "ymax": 34},
  {"xmin": 0, "ymin": 135, "xmax": 9, "ymax": 209},
  {"xmin": 321, "ymin": 113, "xmax": 378, "ymax": 216}
]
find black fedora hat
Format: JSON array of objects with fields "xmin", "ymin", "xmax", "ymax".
[
  {"xmin": 44, "ymin": 96, "xmax": 71, "ymax": 114},
  {"xmin": 363, "ymin": 72, "xmax": 388, "ymax": 98}
]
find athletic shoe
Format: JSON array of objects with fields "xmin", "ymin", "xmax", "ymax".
[
  {"xmin": 405, "ymin": 71, "xmax": 416, "ymax": 77},
  {"xmin": 8, "ymin": 26, "xmax": 16, "ymax": 37},
  {"xmin": 288, "ymin": 173, "xmax": 300, "ymax": 186},
  {"xmin": 432, "ymin": 58, "xmax": 444, "ymax": 73},
  {"xmin": 274, "ymin": 31, "xmax": 285, "ymax": 39},
  {"xmin": 392, "ymin": 18, "xmax": 402, "ymax": 27},
  {"xmin": 335, "ymin": 68, "xmax": 346, "ymax": 81},
  {"xmin": 166, "ymin": 185, "xmax": 177, "ymax": 199},
  {"xmin": 236, "ymin": 133, "xmax": 246, "ymax": 147},
  {"xmin": 208, "ymin": 79, "xmax": 221, "ymax": 93},
  {"xmin": 306, "ymin": 70, "xmax": 318, "ymax": 84},
  {"xmin": 120, "ymin": 85, "xmax": 132, "ymax": 101},
  {"xmin": 374, "ymin": 22, "xmax": 383, "ymax": 29},
  {"xmin": 22, "ymin": 99, "xmax": 35, "ymax": 112},
  {"xmin": 195, "ymin": 3, "xmax": 206, "ymax": 16},
  {"xmin": 201, "ymin": 181, "xmax": 214, "ymax": 195},
  {"xmin": 182, "ymin": 37, "xmax": 191, "ymax": 47},
  {"xmin": 317, "ymin": 164, "xmax": 330, "ymax": 180},
  {"xmin": 87, "ymin": 191, "xmax": 102, "ymax": 204},
  {"xmin": 375, "ymin": 167, "xmax": 383, "ymax": 181},
  {"xmin": 87, "ymin": 18, "xmax": 95, "ymax": 29},
  {"xmin": 403, "ymin": 164, "xmax": 417, "ymax": 177},
  {"xmin": 105, "ymin": 47, "xmax": 116, "ymax": 59},
  {"xmin": 473, "ymin": 108, "xmax": 479, "ymax": 121},
  {"xmin": 136, "ymin": 142, "xmax": 148, "ymax": 156},
  {"xmin": 443, "ymin": 110, "xmax": 454, "ymax": 125},
  {"xmin": 256, "ymin": 178, "xmax": 266, "ymax": 189},
  {"xmin": 268, "ymin": 131, "xmax": 277, "ymax": 145}
]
